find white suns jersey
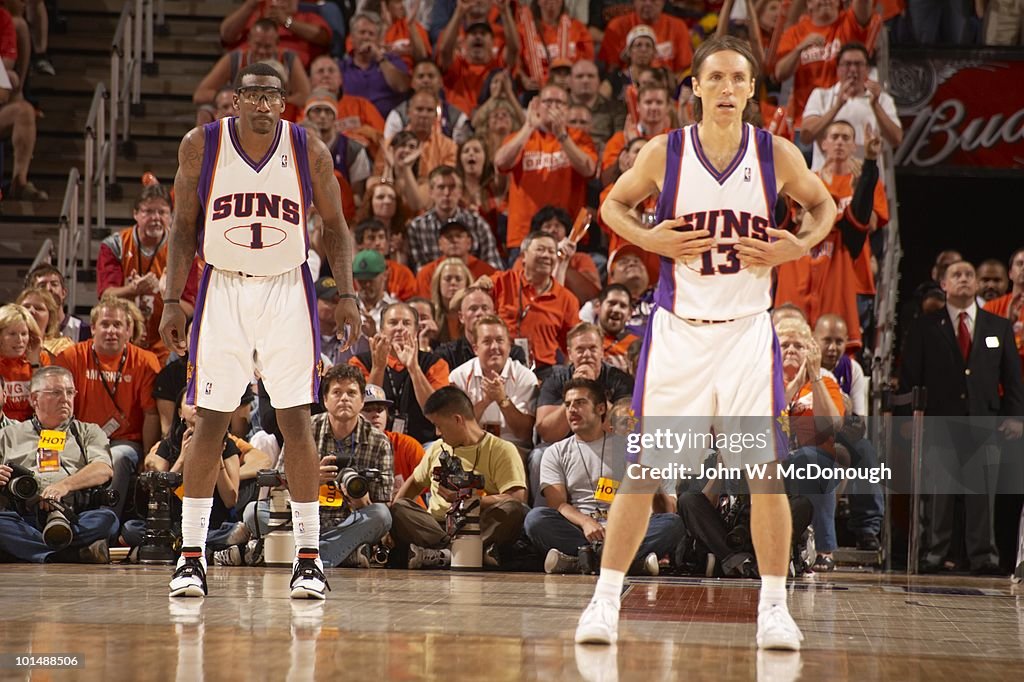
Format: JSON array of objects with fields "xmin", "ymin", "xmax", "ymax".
[
  {"xmin": 197, "ymin": 118, "xmax": 312, "ymax": 276},
  {"xmin": 651, "ymin": 124, "xmax": 778, "ymax": 321}
]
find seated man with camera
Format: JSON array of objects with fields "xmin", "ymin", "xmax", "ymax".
[
  {"xmin": 237, "ymin": 365, "xmax": 394, "ymax": 568},
  {"xmin": 0, "ymin": 367, "xmax": 119, "ymax": 563},
  {"xmin": 391, "ymin": 386, "xmax": 529, "ymax": 569},
  {"xmin": 525, "ymin": 379, "xmax": 686, "ymax": 575},
  {"xmin": 120, "ymin": 389, "xmax": 247, "ymax": 562}
]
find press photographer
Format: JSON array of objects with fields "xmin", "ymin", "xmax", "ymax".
[
  {"xmin": 0, "ymin": 367, "xmax": 118, "ymax": 563},
  {"xmin": 120, "ymin": 389, "xmax": 250, "ymax": 559},
  {"xmin": 232, "ymin": 365, "xmax": 393, "ymax": 568},
  {"xmin": 391, "ymin": 386, "xmax": 528, "ymax": 569}
]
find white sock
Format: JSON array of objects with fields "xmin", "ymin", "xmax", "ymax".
[
  {"xmin": 290, "ymin": 501, "xmax": 320, "ymax": 556},
  {"xmin": 593, "ymin": 568, "xmax": 626, "ymax": 604},
  {"xmin": 181, "ymin": 497, "xmax": 213, "ymax": 559},
  {"xmin": 759, "ymin": 574, "xmax": 788, "ymax": 611}
]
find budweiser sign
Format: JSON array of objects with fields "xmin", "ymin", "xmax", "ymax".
[{"xmin": 890, "ymin": 50, "xmax": 1024, "ymax": 172}]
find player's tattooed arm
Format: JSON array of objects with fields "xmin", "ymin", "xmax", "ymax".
[
  {"xmin": 308, "ymin": 134, "xmax": 355, "ymax": 295},
  {"xmin": 166, "ymin": 127, "xmax": 204, "ymax": 301}
]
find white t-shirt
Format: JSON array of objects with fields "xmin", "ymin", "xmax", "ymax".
[
  {"xmin": 802, "ymin": 83, "xmax": 901, "ymax": 173},
  {"xmin": 449, "ymin": 357, "xmax": 539, "ymax": 438}
]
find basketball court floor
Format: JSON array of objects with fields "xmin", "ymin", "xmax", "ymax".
[{"xmin": 1, "ymin": 566, "xmax": 1021, "ymax": 681}]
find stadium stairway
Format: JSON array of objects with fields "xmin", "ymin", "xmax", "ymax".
[{"xmin": 0, "ymin": 0, "xmax": 234, "ymax": 310}]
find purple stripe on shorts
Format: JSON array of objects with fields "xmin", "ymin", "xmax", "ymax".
[
  {"xmin": 770, "ymin": 326, "xmax": 788, "ymax": 461},
  {"xmin": 626, "ymin": 306, "xmax": 660, "ymax": 464},
  {"xmin": 300, "ymin": 262, "xmax": 322, "ymax": 404},
  {"xmin": 653, "ymin": 129, "xmax": 684, "ymax": 312},
  {"xmin": 185, "ymin": 263, "xmax": 213, "ymax": 406}
]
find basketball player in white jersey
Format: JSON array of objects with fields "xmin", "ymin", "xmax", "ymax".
[
  {"xmin": 159, "ymin": 63, "xmax": 361, "ymax": 600},
  {"xmin": 574, "ymin": 36, "xmax": 837, "ymax": 649}
]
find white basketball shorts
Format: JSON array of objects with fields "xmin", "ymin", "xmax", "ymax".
[{"xmin": 186, "ymin": 263, "xmax": 321, "ymax": 412}]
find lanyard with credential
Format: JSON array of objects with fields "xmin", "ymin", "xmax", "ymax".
[{"xmin": 92, "ymin": 347, "xmax": 129, "ymax": 420}]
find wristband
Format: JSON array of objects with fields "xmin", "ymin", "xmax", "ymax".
[
  {"xmin": 284, "ymin": 15, "xmax": 293, "ymax": 29},
  {"xmin": 339, "ymin": 293, "xmax": 358, "ymax": 301},
  {"xmin": 163, "ymin": 299, "xmax": 180, "ymax": 305},
  {"xmin": 556, "ymin": 131, "xmax": 568, "ymax": 143}
]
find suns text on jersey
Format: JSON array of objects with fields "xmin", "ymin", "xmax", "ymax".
[{"xmin": 210, "ymin": 192, "xmax": 301, "ymax": 225}]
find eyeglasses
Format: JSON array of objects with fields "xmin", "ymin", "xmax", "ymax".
[
  {"xmin": 838, "ymin": 60, "xmax": 867, "ymax": 68},
  {"xmin": 540, "ymin": 98, "xmax": 568, "ymax": 107},
  {"xmin": 236, "ymin": 87, "xmax": 285, "ymax": 106},
  {"xmin": 35, "ymin": 388, "xmax": 77, "ymax": 399},
  {"xmin": 137, "ymin": 208, "xmax": 170, "ymax": 217}
]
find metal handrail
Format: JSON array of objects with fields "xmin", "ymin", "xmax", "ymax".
[
  {"xmin": 57, "ymin": 168, "xmax": 82, "ymax": 313},
  {"xmin": 29, "ymin": 239, "xmax": 55, "ymax": 274},
  {"xmin": 84, "ymin": 82, "xmax": 108, "ymax": 285}
]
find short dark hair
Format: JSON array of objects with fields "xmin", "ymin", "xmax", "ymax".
[
  {"xmin": 355, "ymin": 219, "xmax": 388, "ymax": 245},
  {"xmin": 235, "ymin": 62, "xmax": 284, "ymax": 90},
  {"xmin": 407, "ymin": 296, "xmax": 436, "ymax": 317},
  {"xmin": 24, "ymin": 264, "xmax": 65, "ymax": 290},
  {"xmin": 428, "ymin": 164, "xmax": 460, "ymax": 184},
  {"xmin": 252, "ymin": 17, "xmax": 279, "ymax": 34},
  {"xmin": 380, "ymin": 301, "xmax": 419, "ymax": 328},
  {"xmin": 978, "ymin": 258, "xmax": 1006, "ymax": 271},
  {"xmin": 134, "ymin": 183, "xmax": 171, "ymax": 211},
  {"xmin": 598, "ymin": 283, "xmax": 632, "ymax": 303},
  {"xmin": 424, "ymin": 386, "xmax": 476, "ymax": 419},
  {"xmin": 530, "ymin": 205, "xmax": 572, "ymax": 234},
  {"xmin": 838, "ymin": 41, "xmax": 871, "ymax": 66},
  {"xmin": 321, "ymin": 364, "xmax": 367, "ymax": 398},
  {"xmin": 1010, "ymin": 247, "xmax": 1024, "ymax": 267},
  {"xmin": 562, "ymin": 378, "xmax": 607, "ymax": 408},
  {"xmin": 521, "ymin": 230, "xmax": 557, "ymax": 253}
]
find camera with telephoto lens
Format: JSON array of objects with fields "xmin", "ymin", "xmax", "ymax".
[
  {"xmin": 338, "ymin": 467, "xmax": 381, "ymax": 499},
  {"xmin": 432, "ymin": 450, "xmax": 485, "ymax": 493},
  {"xmin": 256, "ymin": 469, "xmax": 287, "ymax": 488},
  {"xmin": 1, "ymin": 462, "xmax": 40, "ymax": 503},
  {"xmin": 578, "ymin": 540, "xmax": 603, "ymax": 575},
  {"xmin": 721, "ymin": 494, "xmax": 752, "ymax": 551},
  {"xmin": 137, "ymin": 470, "xmax": 183, "ymax": 564}
]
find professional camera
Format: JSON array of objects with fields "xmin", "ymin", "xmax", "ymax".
[
  {"xmin": 338, "ymin": 467, "xmax": 381, "ymax": 499},
  {"xmin": 136, "ymin": 470, "xmax": 184, "ymax": 564},
  {"xmin": 432, "ymin": 450, "xmax": 485, "ymax": 493},
  {"xmin": 721, "ymin": 495, "xmax": 752, "ymax": 552},
  {"xmin": 256, "ymin": 469, "xmax": 287, "ymax": 488},
  {"xmin": 2, "ymin": 462, "xmax": 40, "ymax": 502},
  {"xmin": 578, "ymin": 541, "xmax": 603, "ymax": 575},
  {"xmin": 40, "ymin": 497, "xmax": 78, "ymax": 550},
  {"xmin": 69, "ymin": 486, "xmax": 119, "ymax": 510}
]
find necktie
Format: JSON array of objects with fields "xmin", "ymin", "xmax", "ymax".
[{"xmin": 957, "ymin": 311, "xmax": 972, "ymax": 361}]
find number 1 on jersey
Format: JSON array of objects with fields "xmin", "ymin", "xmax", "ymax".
[{"xmin": 249, "ymin": 222, "xmax": 263, "ymax": 249}]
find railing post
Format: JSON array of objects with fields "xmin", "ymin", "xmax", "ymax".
[
  {"xmin": 110, "ymin": 45, "xmax": 120, "ymax": 182},
  {"xmin": 144, "ymin": 0, "xmax": 154, "ymax": 66},
  {"xmin": 133, "ymin": 0, "xmax": 143, "ymax": 106}
]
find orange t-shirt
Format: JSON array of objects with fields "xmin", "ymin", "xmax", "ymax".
[
  {"xmin": 442, "ymin": 54, "xmax": 502, "ymax": 118},
  {"xmin": 597, "ymin": 183, "xmax": 661, "ymax": 279},
  {"xmin": 774, "ymin": 228, "xmax": 862, "ymax": 351},
  {"xmin": 788, "ymin": 374, "xmax": 846, "ymax": 452},
  {"xmin": 231, "ymin": 4, "xmax": 330, "ymax": 68},
  {"xmin": 417, "ymin": 255, "xmax": 497, "ymax": 298},
  {"xmin": 497, "ymin": 127, "xmax": 597, "ymax": 249},
  {"xmin": 1, "ymin": 354, "xmax": 52, "ymax": 422},
  {"xmin": 490, "ymin": 268, "xmax": 580, "ymax": 366},
  {"xmin": 387, "ymin": 259, "xmax": 419, "ymax": 301},
  {"xmin": 518, "ymin": 16, "xmax": 594, "ymax": 79},
  {"xmin": 336, "ymin": 94, "xmax": 386, "ymax": 134},
  {"xmin": 55, "ymin": 342, "xmax": 160, "ymax": 444},
  {"xmin": 598, "ymin": 13, "xmax": 693, "ymax": 74},
  {"xmin": 777, "ymin": 9, "xmax": 869, "ymax": 127},
  {"xmin": 984, "ymin": 293, "xmax": 1024, "ymax": 378},
  {"xmin": 346, "ymin": 19, "xmax": 431, "ymax": 73},
  {"xmin": 387, "ymin": 429, "xmax": 426, "ymax": 507},
  {"xmin": 820, "ymin": 171, "xmax": 889, "ymax": 296},
  {"xmin": 600, "ymin": 128, "xmax": 667, "ymax": 171},
  {"xmin": 604, "ymin": 330, "xmax": 639, "ymax": 358}
]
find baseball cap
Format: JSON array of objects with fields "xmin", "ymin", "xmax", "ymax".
[
  {"xmin": 363, "ymin": 384, "xmax": 393, "ymax": 406},
  {"xmin": 465, "ymin": 21, "xmax": 493, "ymax": 35},
  {"xmin": 353, "ymin": 249, "xmax": 387, "ymax": 279},
  {"xmin": 609, "ymin": 244, "xmax": 660, "ymax": 285},
  {"xmin": 304, "ymin": 92, "xmax": 338, "ymax": 117},
  {"xmin": 550, "ymin": 57, "xmax": 573, "ymax": 71},
  {"xmin": 315, "ymin": 276, "xmax": 340, "ymax": 300},
  {"xmin": 622, "ymin": 25, "xmax": 657, "ymax": 59},
  {"xmin": 439, "ymin": 220, "xmax": 471, "ymax": 238}
]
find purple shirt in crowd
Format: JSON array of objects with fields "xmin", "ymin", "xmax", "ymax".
[{"xmin": 339, "ymin": 54, "xmax": 409, "ymax": 117}]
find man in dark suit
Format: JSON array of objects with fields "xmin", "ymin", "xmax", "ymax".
[{"xmin": 901, "ymin": 260, "xmax": 1024, "ymax": 574}]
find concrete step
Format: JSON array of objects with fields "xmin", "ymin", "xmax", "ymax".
[{"xmin": 60, "ymin": 0, "xmax": 239, "ymax": 20}]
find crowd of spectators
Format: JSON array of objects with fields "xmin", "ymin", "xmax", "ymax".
[{"xmin": 1, "ymin": 0, "xmax": 1022, "ymax": 579}]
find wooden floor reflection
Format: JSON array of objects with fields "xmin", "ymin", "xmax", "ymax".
[{"xmin": 1, "ymin": 566, "xmax": 1022, "ymax": 681}]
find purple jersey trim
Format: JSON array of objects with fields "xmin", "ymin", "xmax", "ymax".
[
  {"xmin": 228, "ymin": 117, "xmax": 282, "ymax": 172},
  {"xmin": 754, "ymin": 127, "xmax": 779, "ymax": 227},
  {"xmin": 196, "ymin": 120, "xmax": 223, "ymax": 259},
  {"xmin": 185, "ymin": 263, "xmax": 213, "ymax": 407},
  {"xmin": 690, "ymin": 123, "xmax": 750, "ymax": 186},
  {"xmin": 300, "ymin": 262, "xmax": 322, "ymax": 403},
  {"xmin": 626, "ymin": 304, "xmax": 660, "ymax": 464},
  {"xmin": 289, "ymin": 123, "xmax": 315, "ymax": 254},
  {"xmin": 653, "ymin": 129, "xmax": 685, "ymax": 312}
]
